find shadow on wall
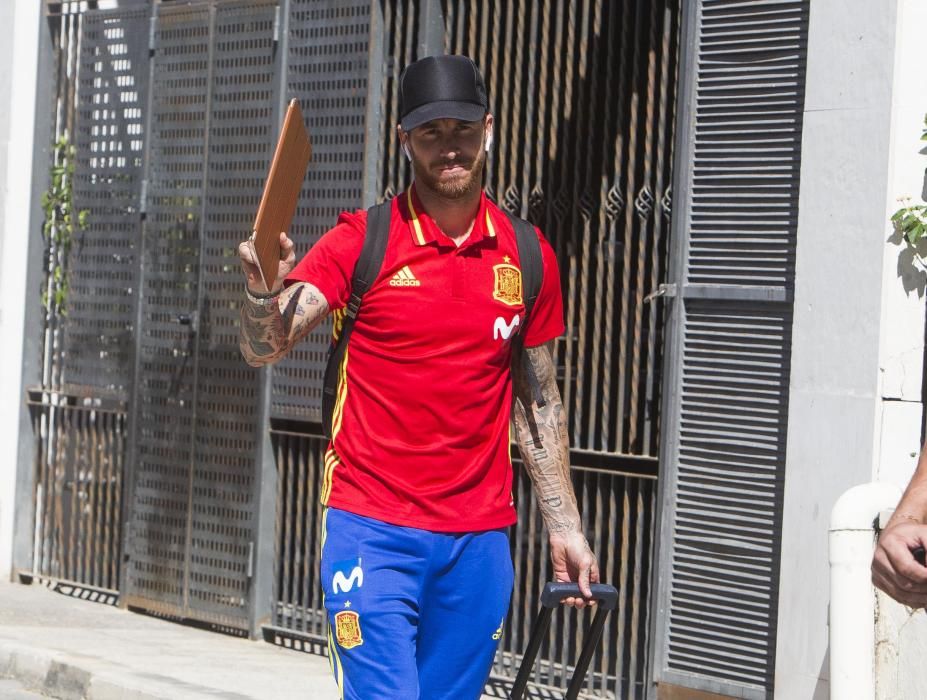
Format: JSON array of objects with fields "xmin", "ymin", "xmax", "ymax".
[
  {"xmin": 890, "ymin": 160, "xmax": 927, "ymax": 298},
  {"xmin": 889, "ymin": 225, "xmax": 927, "ymax": 298}
]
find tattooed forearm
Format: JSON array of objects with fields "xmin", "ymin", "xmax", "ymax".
[
  {"xmin": 512, "ymin": 342, "xmax": 582, "ymax": 535},
  {"xmin": 239, "ymin": 282, "xmax": 330, "ymax": 367},
  {"xmin": 240, "ymin": 297, "xmax": 287, "ymax": 367}
]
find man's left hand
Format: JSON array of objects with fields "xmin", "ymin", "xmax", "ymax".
[{"xmin": 549, "ymin": 530, "xmax": 600, "ymax": 609}]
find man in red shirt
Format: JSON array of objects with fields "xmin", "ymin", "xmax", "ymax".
[{"xmin": 239, "ymin": 55, "xmax": 598, "ymax": 699}]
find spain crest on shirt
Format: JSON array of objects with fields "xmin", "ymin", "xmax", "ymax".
[
  {"xmin": 334, "ymin": 610, "xmax": 364, "ymax": 649},
  {"xmin": 493, "ymin": 261, "xmax": 523, "ymax": 306}
]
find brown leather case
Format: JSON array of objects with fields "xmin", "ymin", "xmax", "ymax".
[{"xmin": 251, "ymin": 99, "xmax": 312, "ymax": 291}]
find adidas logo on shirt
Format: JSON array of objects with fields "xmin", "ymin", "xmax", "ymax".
[{"xmin": 389, "ymin": 266, "xmax": 421, "ymax": 287}]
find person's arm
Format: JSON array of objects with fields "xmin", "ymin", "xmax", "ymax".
[
  {"xmin": 238, "ymin": 231, "xmax": 330, "ymax": 367},
  {"xmin": 872, "ymin": 444, "xmax": 927, "ymax": 606},
  {"xmin": 511, "ymin": 341, "xmax": 600, "ymax": 608}
]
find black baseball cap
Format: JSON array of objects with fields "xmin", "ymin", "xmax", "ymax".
[{"xmin": 398, "ymin": 55, "xmax": 488, "ymax": 132}]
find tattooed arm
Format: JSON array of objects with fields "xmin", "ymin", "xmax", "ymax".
[
  {"xmin": 239, "ymin": 282, "xmax": 330, "ymax": 366},
  {"xmin": 238, "ymin": 231, "xmax": 330, "ymax": 367},
  {"xmin": 512, "ymin": 342, "xmax": 600, "ymax": 607}
]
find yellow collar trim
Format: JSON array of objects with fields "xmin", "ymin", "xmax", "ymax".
[
  {"xmin": 407, "ymin": 188, "xmax": 494, "ymax": 244},
  {"xmin": 406, "ymin": 189, "xmax": 427, "ymax": 246}
]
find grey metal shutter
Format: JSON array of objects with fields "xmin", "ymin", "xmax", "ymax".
[
  {"xmin": 269, "ymin": 0, "xmax": 373, "ymax": 422},
  {"xmin": 67, "ymin": 6, "xmax": 150, "ymax": 396},
  {"xmin": 189, "ymin": 0, "xmax": 279, "ymax": 629},
  {"xmin": 126, "ymin": 0, "xmax": 211, "ymax": 620},
  {"xmin": 651, "ymin": 1, "xmax": 808, "ymax": 697},
  {"xmin": 126, "ymin": 0, "xmax": 277, "ymax": 631}
]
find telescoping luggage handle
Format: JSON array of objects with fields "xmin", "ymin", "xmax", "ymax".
[{"xmin": 510, "ymin": 582, "xmax": 619, "ymax": 700}]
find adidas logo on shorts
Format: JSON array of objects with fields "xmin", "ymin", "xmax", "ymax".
[{"xmin": 389, "ymin": 265, "xmax": 421, "ymax": 287}]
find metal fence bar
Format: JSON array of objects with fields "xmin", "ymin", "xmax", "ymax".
[
  {"xmin": 27, "ymin": 395, "xmax": 126, "ymax": 594},
  {"xmin": 643, "ymin": 3, "xmax": 681, "ymax": 454}
]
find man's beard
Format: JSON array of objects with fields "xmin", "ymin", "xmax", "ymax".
[{"xmin": 412, "ymin": 146, "xmax": 487, "ymax": 200}]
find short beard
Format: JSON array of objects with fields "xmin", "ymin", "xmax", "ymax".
[{"xmin": 412, "ymin": 146, "xmax": 487, "ymax": 200}]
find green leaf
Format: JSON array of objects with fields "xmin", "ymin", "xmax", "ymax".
[
  {"xmin": 892, "ymin": 208, "xmax": 906, "ymax": 222},
  {"xmin": 911, "ymin": 222, "xmax": 926, "ymax": 243}
]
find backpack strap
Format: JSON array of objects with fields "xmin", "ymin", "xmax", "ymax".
[
  {"xmin": 505, "ymin": 212, "xmax": 547, "ymax": 409},
  {"xmin": 321, "ymin": 201, "xmax": 391, "ymax": 439}
]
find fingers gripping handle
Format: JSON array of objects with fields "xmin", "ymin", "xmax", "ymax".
[
  {"xmin": 510, "ymin": 583, "xmax": 619, "ymax": 700},
  {"xmin": 540, "ymin": 582, "xmax": 618, "ymax": 610}
]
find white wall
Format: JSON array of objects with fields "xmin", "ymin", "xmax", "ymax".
[
  {"xmin": 0, "ymin": 3, "xmax": 13, "ymax": 273},
  {"xmin": 872, "ymin": 4, "xmax": 927, "ymax": 699},
  {"xmin": 875, "ymin": 0, "xmax": 927, "ymax": 489},
  {"xmin": 0, "ymin": 0, "xmax": 42, "ymax": 578},
  {"xmin": 775, "ymin": 0, "xmax": 905, "ymax": 697}
]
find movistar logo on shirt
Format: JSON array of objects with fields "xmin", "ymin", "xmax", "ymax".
[
  {"xmin": 493, "ymin": 314, "xmax": 520, "ymax": 340},
  {"xmin": 389, "ymin": 265, "xmax": 421, "ymax": 287}
]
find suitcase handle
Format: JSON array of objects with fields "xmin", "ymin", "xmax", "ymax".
[
  {"xmin": 510, "ymin": 582, "xmax": 619, "ymax": 700},
  {"xmin": 540, "ymin": 582, "xmax": 618, "ymax": 610}
]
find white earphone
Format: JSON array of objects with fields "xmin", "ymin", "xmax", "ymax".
[
  {"xmin": 403, "ymin": 142, "xmax": 412, "ymax": 161},
  {"xmin": 485, "ymin": 128, "xmax": 493, "ymax": 153}
]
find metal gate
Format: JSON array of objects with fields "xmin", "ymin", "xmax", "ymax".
[
  {"xmin": 26, "ymin": 1, "xmax": 151, "ymax": 599},
  {"xmin": 651, "ymin": 1, "xmax": 808, "ymax": 697},
  {"xmin": 269, "ymin": 1, "xmax": 682, "ymax": 698},
  {"xmin": 124, "ymin": 0, "xmax": 279, "ymax": 631},
  {"xmin": 30, "ymin": 0, "xmax": 682, "ymax": 694}
]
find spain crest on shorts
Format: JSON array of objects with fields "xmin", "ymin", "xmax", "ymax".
[
  {"xmin": 334, "ymin": 610, "xmax": 364, "ymax": 649},
  {"xmin": 493, "ymin": 261, "xmax": 523, "ymax": 306}
]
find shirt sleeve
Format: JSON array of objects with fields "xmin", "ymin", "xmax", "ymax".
[
  {"xmin": 283, "ymin": 209, "xmax": 367, "ymax": 311},
  {"xmin": 522, "ymin": 228, "xmax": 565, "ymax": 347}
]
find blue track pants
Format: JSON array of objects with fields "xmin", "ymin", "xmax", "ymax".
[{"xmin": 321, "ymin": 507, "xmax": 514, "ymax": 699}]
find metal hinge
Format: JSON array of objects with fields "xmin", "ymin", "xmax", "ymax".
[
  {"xmin": 247, "ymin": 542, "xmax": 254, "ymax": 578},
  {"xmin": 644, "ymin": 283, "xmax": 677, "ymax": 303},
  {"xmin": 139, "ymin": 179, "xmax": 148, "ymax": 215},
  {"xmin": 272, "ymin": 6, "xmax": 281, "ymax": 44}
]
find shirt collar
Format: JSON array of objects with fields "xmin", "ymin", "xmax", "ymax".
[{"xmin": 403, "ymin": 184, "xmax": 497, "ymax": 248}]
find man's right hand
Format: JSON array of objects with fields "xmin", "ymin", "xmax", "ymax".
[
  {"xmin": 872, "ymin": 520, "xmax": 927, "ymax": 607},
  {"xmin": 238, "ymin": 231, "xmax": 296, "ymax": 295}
]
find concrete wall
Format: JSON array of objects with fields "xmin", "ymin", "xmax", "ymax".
[
  {"xmin": 0, "ymin": 1, "xmax": 42, "ymax": 578},
  {"xmin": 775, "ymin": 0, "xmax": 902, "ymax": 697},
  {"xmin": 872, "ymin": 4, "xmax": 927, "ymax": 699},
  {"xmin": 0, "ymin": 1, "xmax": 13, "ymax": 272},
  {"xmin": 876, "ymin": 0, "xmax": 927, "ymax": 488},
  {"xmin": 776, "ymin": 0, "xmax": 927, "ymax": 697}
]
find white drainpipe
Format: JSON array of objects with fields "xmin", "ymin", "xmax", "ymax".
[{"xmin": 829, "ymin": 482, "xmax": 902, "ymax": 700}]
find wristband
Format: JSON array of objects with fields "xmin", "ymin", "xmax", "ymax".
[{"xmin": 246, "ymin": 287, "xmax": 281, "ymax": 306}]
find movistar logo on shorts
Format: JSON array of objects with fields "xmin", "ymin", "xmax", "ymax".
[
  {"xmin": 390, "ymin": 266, "xmax": 421, "ymax": 287},
  {"xmin": 332, "ymin": 557, "xmax": 364, "ymax": 594},
  {"xmin": 493, "ymin": 314, "xmax": 520, "ymax": 341}
]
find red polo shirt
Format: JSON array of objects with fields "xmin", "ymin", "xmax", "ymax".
[{"xmin": 285, "ymin": 186, "xmax": 564, "ymax": 531}]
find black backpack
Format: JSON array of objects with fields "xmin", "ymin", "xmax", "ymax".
[{"xmin": 321, "ymin": 201, "xmax": 546, "ymax": 439}]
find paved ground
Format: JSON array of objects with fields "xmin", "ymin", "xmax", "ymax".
[
  {"xmin": 0, "ymin": 580, "xmax": 340, "ymax": 700},
  {"xmin": 0, "ymin": 580, "xmax": 513, "ymax": 700},
  {"xmin": 0, "ymin": 677, "xmax": 51, "ymax": 698}
]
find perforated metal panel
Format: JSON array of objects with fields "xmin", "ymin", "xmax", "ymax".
[
  {"xmin": 189, "ymin": 0, "xmax": 277, "ymax": 627},
  {"xmin": 66, "ymin": 7, "xmax": 149, "ymax": 396},
  {"xmin": 126, "ymin": 1, "xmax": 210, "ymax": 621},
  {"xmin": 653, "ymin": 1, "xmax": 808, "ymax": 696},
  {"xmin": 269, "ymin": 0, "xmax": 372, "ymax": 421},
  {"xmin": 126, "ymin": 0, "xmax": 278, "ymax": 631}
]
